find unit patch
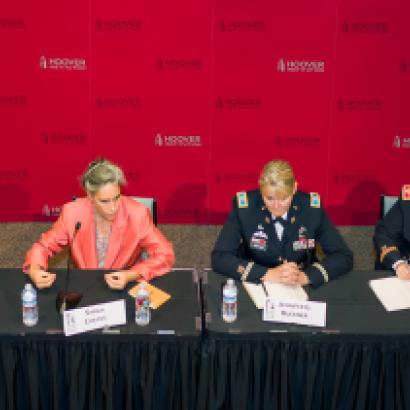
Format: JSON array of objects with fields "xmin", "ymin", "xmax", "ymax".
[
  {"xmin": 237, "ymin": 191, "xmax": 249, "ymax": 208},
  {"xmin": 310, "ymin": 192, "xmax": 321, "ymax": 208}
]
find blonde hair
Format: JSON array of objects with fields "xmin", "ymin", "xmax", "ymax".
[
  {"xmin": 81, "ymin": 158, "xmax": 126, "ymax": 195},
  {"xmin": 258, "ymin": 160, "xmax": 295, "ymax": 197}
]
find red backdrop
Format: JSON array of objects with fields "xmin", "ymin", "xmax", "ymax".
[{"xmin": 1, "ymin": 0, "xmax": 409, "ymax": 224}]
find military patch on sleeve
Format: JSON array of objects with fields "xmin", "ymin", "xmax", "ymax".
[
  {"xmin": 310, "ymin": 192, "xmax": 321, "ymax": 208},
  {"xmin": 236, "ymin": 191, "xmax": 249, "ymax": 208},
  {"xmin": 402, "ymin": 185, "xmax": 410, "ymax": 200},
  {"xmin": 380, "ymin": 245, "xmax": 399, "ymax": 262}
]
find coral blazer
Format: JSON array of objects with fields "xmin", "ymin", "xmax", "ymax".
[{"xmin": 23, "ymin": 196, "xmax": 175, "ymax": 281}]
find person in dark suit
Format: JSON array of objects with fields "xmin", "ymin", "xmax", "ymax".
[
  {"xmin": 374, "ymin": 185, "xmax": 410, "ymax": 279},
  {"xmin": 212, "ymin": 160, "xmax": 353, "ymax": 288}
]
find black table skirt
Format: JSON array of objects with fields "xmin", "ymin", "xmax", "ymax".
[
  {"xmin": 0, "ymin": 334, "xmax": 200, "ymax": 410},
  {"xmin": 3, "ymin": 269, "xmax": 410, "ymax": 410},
  {"xmin": 3, "ymin": 333, "xmax": 410, "ymax": 410},
  {"xmin": 199, "ymin": 270, "xmax": 410, "ymax": 410},
  {"xmin": 198, "ymin": 333, "xmax": 410, "ymax": 410},
  {"xmin": 0, "ymin": 269, "xmax": 201, "ymax": 410}
]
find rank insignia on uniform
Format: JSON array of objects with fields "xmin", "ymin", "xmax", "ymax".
[
  {"xmin": 402, "ymin": 185, "xmax": 410, "ymax": 200},
  {"xmin": 265, "ymin": 217, "xmax": 270, "ymax": 224},
  {"xmin": 310, "ymin": 192, "xmax": 321, "ymax": 208},
  {"xmin": 291, "ymin": 216, "xmax": 296, "ymax": 224},
  {"xmin": 237, "ymin": 192, "xmax": 248, "ymax": 208}
]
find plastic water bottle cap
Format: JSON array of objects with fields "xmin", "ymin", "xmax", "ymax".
[{"xmin": 227, "ymin": 279, "xmax": 234, "ymax": 286}]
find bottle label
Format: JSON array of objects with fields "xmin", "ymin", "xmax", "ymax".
[
  {"xmin": 135, "ymin": 294, "xmax": 150, "ymax": 326},
  {"xmin": 222, "ymin": 283, "xmax": 237, "ymax": 323}
]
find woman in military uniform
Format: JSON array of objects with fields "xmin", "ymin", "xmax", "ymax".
[
  {"xmin": 374, "ymin": 185, "xmax": 410, "ymax": 279},
  {"xmin": 211, "ymin": 160, "xmax": 353, "ymax": 288}
]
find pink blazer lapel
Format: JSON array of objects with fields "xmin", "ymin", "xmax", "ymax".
[
  {"xmin": 73, "ymin": 200, "xmax": 98, "ymax": 268},
  {"xmin": 104, "ymin": 198, "xmax": 127, "ymax": 269}
]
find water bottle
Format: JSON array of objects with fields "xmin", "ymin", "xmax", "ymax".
[
  {"xmin": 135, "ymin": 282, "xmax": 151, "ymax": 326},
  {"xmin": 22, "ymin": 283, "xmax": 38, "ymax": 327},
  {"xmin": 222, "ymin": 279, "xmax": 237, "ymax": 323}
]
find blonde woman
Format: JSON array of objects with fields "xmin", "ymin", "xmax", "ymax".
[
  {"xmin": 212, "ymin": 160, "xmax": 352, "ymax": 288},
  {"xmin": 24, "ymin": 158, "xmax": 175, "ymax": 289}
]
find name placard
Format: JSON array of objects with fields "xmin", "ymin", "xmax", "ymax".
[
  {"xmin": 263, "ymin": 298, "xmax": 326, "ymax": 327},
  {"xmin": 63, "ymin": 299, "xmax": 126, "ymax": 336}
]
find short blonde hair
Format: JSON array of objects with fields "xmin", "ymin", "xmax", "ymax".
[
  {"xmin": 258, "ymin": 160, "xmax": 295, "ymax": 197},
  {"xmin": 81, "ymin": 158, "xmax": 126, "ymax": 195}
]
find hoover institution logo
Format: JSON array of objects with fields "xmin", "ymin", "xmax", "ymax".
[
  {"xmin": 154, "ymin": 133, "xmax": 202, "ymax": 147},
  {"xmin": 39, "ymin": 55, "xmax": 87, "ymax": 71},
  {"xmin": 393, "ymin": 135, "xmax": 410, "ymax": 149},
  {"xmin": 277, "ymin": 58, "xmax": 325, "ymax": 73}
]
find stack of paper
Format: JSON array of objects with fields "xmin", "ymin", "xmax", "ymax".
[
  {"xmin": 369, "ymin": 277, "xmax": 410, "ymax": 311},
  {"xmin": 243, "ymin": 282, "xmax": 267, "ymax": 309},
  {"xmin": 243, "ymin": 281, "xmax": 308, "ymax": 309}
]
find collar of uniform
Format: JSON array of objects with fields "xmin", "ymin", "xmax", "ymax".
[{"xmin": 272, "ymin": 212, "xmax": 288, "ymax": 221}]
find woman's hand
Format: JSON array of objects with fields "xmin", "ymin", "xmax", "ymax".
[
  {"xmin": 262, "ymin": 262, "xmax": 310, "ymax": 286},
  {"xmin": 28, "ymin": 265, "xmax": 56, "ymax": 289},
  {"xmin": 105, "ymin": 270, "xmax": 139, "ymax": 290},
  {"xmin": 396, "ymin": 262, "xmax": 410, "ymax": 280}
]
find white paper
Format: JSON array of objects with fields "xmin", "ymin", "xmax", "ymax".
[
  {"xmin": 369, "ymin": 277, "xmax": 410, "ymax": 311},
  {"xmin": 242, "ymin": 282, "xmax": 267, "ymax": 309},
  {"xmin": 243, "ymin": 281, "xmax": 308, "ymax": 310},
  {"xmin": 63, "ymin": 299, "xmax": 126, "ymax": 336},
  {"xmin": 264, "ymin": 282, "xmax": 308, "ymax": 301}
]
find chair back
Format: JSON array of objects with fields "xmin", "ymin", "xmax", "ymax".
[
  {"xmin": 132, "ymin": 197, "xmax": 158, "ymax": 225},
  {"xmin": 380, "ymin": 195, "xmax": 398, "ymax": 218}
]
